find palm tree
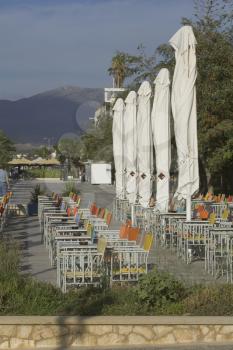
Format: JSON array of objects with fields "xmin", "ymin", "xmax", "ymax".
[{"xmin": 108, "ymin": 52, "xmax": 127, "ymax": 88}]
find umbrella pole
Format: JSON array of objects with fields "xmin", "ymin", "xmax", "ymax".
[
  {"xmin": 131, "ymin": 203, "xmax": 135, "ymax": 226},
  {"xmin": 186, "ymin": 192, "xmax": 192, "ymax": 221}
]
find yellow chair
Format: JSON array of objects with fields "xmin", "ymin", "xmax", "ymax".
[
  {"xmin": 222, "ymin": 209, "xmax": 229, "ymax": 221},
  {"xmin": 143, "ymin": 232, "xmax": 154, "ymax": 251},
  {"xmin": 209, "ymin": 212, "xmax": 216, "ymax": 225}
]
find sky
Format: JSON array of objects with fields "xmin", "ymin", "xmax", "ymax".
[{"xmin": 0, "ymin": 0, "xmax": 195, "ymax": 100}]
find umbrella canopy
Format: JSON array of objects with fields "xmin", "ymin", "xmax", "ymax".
[
  {"xmin": 112, "ymin": 98, "xmax": 125, "ymax": 199},
  {"xmin": 151, "ymin": 68, "xmax": 171, "ymax": 212},
  {"xmin": 137, "ymin": 81, "xmax": 153, "ymax": 208},
  {"xmin": 8, "ymin": 157, "xmax": 32, "ymax": 166},
  {"xmin": 169, "ymin": 25, "xmax": 199, "ymax": 201},
  {"xmin": 30, "ymin": 158, "xmax": 60, "ymax": 166},
  {"xmin": 124, "ymin": 91, "xmax": 137, "ymax": 204}
]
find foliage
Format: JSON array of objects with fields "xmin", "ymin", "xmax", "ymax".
[
  {"xmin": 57, "ymin": 138, "xmax": 83, "ymax": 166},
  {"xmin": 108, "ymin": 46, "xmax": 160, "ymax": 89},
  {"xmin": 3, "ymin": 239, "xmax": 233, "ymax": 316},
  {"xmin": 30, "ymin": 184, "xmax": 45, "ymax": 203},
  {"xmin": 33, "ymin": 146, "xmax": 51, "ymax": 159},
  {"xmin": 54, "ymin": 113, "xmax": 113, "ymax": 166},
  {"xmin": 107, "ymin": 0, "xmax": 233, "ymax": 193},
  {"xmin": 108, "ymin": 51, "xmax": 142, "ymax": 88},
  {"xmin": 62, "ymin": 181, "xmax": 79, "ymax": 196},
  {"xmin": 80, "ymin": 114, "xmax": 113, "ymax": 163},
  {"xmin": 0, "ymin": 130, "xmax": 15, "ymax": 168},
  {"xmin": 25, "ymin": 168, "xmax": 61, "ymax": 179},
  {"xmin": 183, "ymin": 284, "xmax": 233, "ymax": 316},
  {"xmin": 134, "ymin": 269, "xmax": 187, "ymax": 311}
]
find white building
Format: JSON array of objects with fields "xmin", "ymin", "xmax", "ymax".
[{"xmin": 94, "ymin": 87, "xmax": 126, "ymax": 125}]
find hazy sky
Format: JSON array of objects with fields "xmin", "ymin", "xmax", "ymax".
[{"xmin": 0, "ymin": 0, "xmax": 194, "ymax": 100}]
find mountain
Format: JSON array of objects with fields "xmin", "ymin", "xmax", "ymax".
[{"xmin": 0, "ymin": 86, "xmax": 104, "ymax": 145}]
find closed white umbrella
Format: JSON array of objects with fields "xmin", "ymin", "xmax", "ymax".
[
  {"xmin": 169, "ymin": 25, "xmax": 199, "ymax": 220},
  {"xmin": 124, "ymin": 91, "xmax": 137, "ymax": 204},
  {"xmin": 137, "ymin": 81, "xmax": 153, "ymax": 208},
  {"xmin": 112, "ymin": 98, "xmax": 125, "ymax": 199},
  {"xmin": 151, "ymin": 68, "xmax": 171, "ymax": 212}
]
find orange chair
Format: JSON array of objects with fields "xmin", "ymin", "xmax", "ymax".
[
  {"xmin": 128, "ymin": 227, "xmax": 140, "ymax": 241},
  {"xmin": 106, "ymin": 213, "xmax": 112, "ymax": 226},
  {"xmin": 67, "ymin": 207, "xmax": 72, "ymax": 217},
  {"xmin": 200, "ymin": 209, "xmax": 209, "ymax": 220},
  {"xmin": 92, "ymin": 206, "xmax": 99, "ymax": 216},
  {"xmin": 90, "ymin": 202, "xmax": 97, "ymax": 215},
  {"xmin": 119, "ymin": 224, "xmax": 131, "ymax": 239}
]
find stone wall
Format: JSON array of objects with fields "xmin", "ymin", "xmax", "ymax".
[{"xmin": 0, "ymin": 316, "xmax": 233, "ymax": 348}]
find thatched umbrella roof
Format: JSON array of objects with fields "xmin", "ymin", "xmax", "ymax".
[
  {"xmin": 30, "ymin": 158, "xmax": 60, "ymax": 166},
  {"xmin": 8, "ymin": 157, "xmax": 32, "ymax": 166}
]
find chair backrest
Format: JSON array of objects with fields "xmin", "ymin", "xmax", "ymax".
[
  {"xmin": 92, "ymin": 206, "xmax": 99, "ymax": 216},
  {"xmin": 143, "ymin": 233, "xmax": 153, "ymax": 251},
  {"xmin": 119, "ymin": 224, "xmax": 131, "ymax": 239},
  {"xmin": 209, "ymin": 212, "xmax": 216, "ymax": 225},
  {"xmin": 99, "ymin": 208, "xmax": 105, "ymax": 219},
  {"xmin": 197, "ymin": 205, "xmax": 205, "ymax": 214},
  {"xmin": 76, "ymin": 196, "xmax": 81, "ymax": 206},
  {"xmin": 97, "ymin": 237, "xmax": 107, "ymax": 255},
  {"xmin": 87, "ymin": 223, "xmax": 93, "ymax": 238},
  {"xmin": 106, "ymin": 213, "xmax": 112, "ymax": 226},
  {"xmin": 222, "ymin": 208, "xmax": 229, "ymax": 220},
  {"xmin": 104, "ymin": 209, "xmax": 109, "ymax": 221},
  {"xmin": 221, "ymin": 194, "xmax": 225, "ymax": 202},
  {"xmin": 200, "ymin": 209, "xmax": 209, "ymax": 220},
  {"xmin": 79, "ymin": 210, "xmax": 83, "ymax": 219},
  {"xmin": 128, "ymin": 227, "xmax": 140, "ymax": 241},
  {"xmin": 90, "ymin": 202, "xmax": 97, "ymax": 215}
]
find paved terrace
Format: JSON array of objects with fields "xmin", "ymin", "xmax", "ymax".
[{"xmin": 4, "ymin": 179, "xmax": 220, "ymax": 286}]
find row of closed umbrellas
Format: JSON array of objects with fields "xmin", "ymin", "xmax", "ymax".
[{"xmin": 112, "ymin": 25, "xmax": 199, "ymax": 217}]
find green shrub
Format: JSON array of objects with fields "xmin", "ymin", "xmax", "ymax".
[
  {"xmin": 62, "ymin": 181, "xmax": 79, "ymax": 196},
  {"xmin": 182, "ymin": 284, "xmax": 233, "ymax": 316},
  {"xmin": 30, "ymin": 184, "xmax": 45, "ymax": 202},
  {"xmin": 134, "ymin": 269, "xmax": 187, "ymax": 312},
  {"xmin": 2, "ymin": 237, "xmax": 233, "ymax": 316},
  {"xmin": 24, "ymin": 168, "xmax": 61, "ymax": 179},
  {"xmin": 102, "ymin": 287, "xmax": 146, "ymax": 315}
]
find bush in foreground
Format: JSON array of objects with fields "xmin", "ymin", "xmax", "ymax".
[{"xmin": 1, "ymin": 239, "xmax": 233, "ymax": 316}]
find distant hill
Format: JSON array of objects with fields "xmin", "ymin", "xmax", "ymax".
[{"xmin": 0, "ymin": 86, "xmax": 104, "ymax": 145}]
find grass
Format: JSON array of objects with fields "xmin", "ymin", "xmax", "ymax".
[{"xmin": 24, "ymin": 168, "xmax": 61, "ymax": 179}]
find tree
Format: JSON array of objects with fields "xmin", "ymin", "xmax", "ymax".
[
  {"xmin": 35, "ymin": 146, "xmax": 51, "ymax": 159},
  {"xmin": 57, "ymin": 138, "xmax": 83, "ymax": 166},
  {"xmin": 81, "ymin": 114, "xmax": 113, "ymax": 163},
  {"xmin": 109, "ymin": 0, "xmax": 233, "ymax": 193},
  {"xmin": 108, "ymin": 51, "xmax": 144, "ymax": 88},
  {"xmin": 0, "ymin": 130, "xmax": 15, "ymax": 167}
]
